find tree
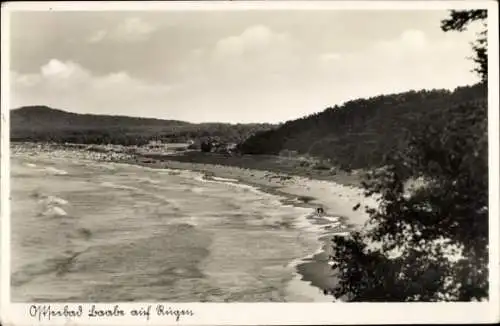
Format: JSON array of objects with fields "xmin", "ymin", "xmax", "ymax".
[
  {"xmin": 200, "ymin": 140, "xmax": 213, "ymax": 153},
  {"xmin": 327, "ymin": 11, "xmax": 489, "ymax": 301},
  {"xmin": 328, "ymin": 99, "xmax": 488, "ymax": 301},
  {"xmin": 441, "ymin": 10, "xmax": 488, "ymax": 82}
]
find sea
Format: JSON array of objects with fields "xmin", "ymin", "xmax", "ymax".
[{"xmin": 10, "ymin": 153, "xmax": 341, "ymax": 302}]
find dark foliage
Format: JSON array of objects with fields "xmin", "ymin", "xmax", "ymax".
[
  {"xmin": 441, "ymin": 9, "xmax": 488, "ymax": 82},
  {"xmin": 200, "ymin": 141, "xmax": 213, "ymax": 153},
  {"xmin": 240, "ymin": 84, "xmax": 486, "ymax": 169},
  {"xmin": 328, "ymin": 97, "xmax": 488, "ymax": 301},
  {"xmin": 10, "ymin": 106, "xmax": 274, "ymax": 146}
]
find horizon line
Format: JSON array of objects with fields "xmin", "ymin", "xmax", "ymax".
[{"xmin": 9, "ymin": 81, "xmax": 481, "ymax": 125}]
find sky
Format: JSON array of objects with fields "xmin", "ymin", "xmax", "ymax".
[{"xmin": 9, "ymin": 9, "xmax": 482, "ymax": 123}]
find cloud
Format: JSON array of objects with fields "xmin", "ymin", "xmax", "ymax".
[
  {"xmin": 164, "ymin": 25, "xmax": 479, "ymax": 122},
  {"xmin": 319, "ymin": 52, "xmax": 342, "ymax": 65},
  {"xmin": 211, "ymin": 25, "xmax": 298, "ymax": 65},
  {"xmin": 370, "ymin": 29, "xmax": 429, "ymax": 61},
  {"xmin": 11, "ymin": 59, "xmax": 173, "ymax": 116},
  {"xmin": 88, "ymin": 30, "xmax": 107, "ymax": 43},
  {"xmin": 213, "ymin": 25, "xmax": 279, "ymax": 58},
  {"xmin": 10, "ymin": 25, "xmax": 480, "ymax": 124},
  {"xmin": 400, "ymin": 29, "xmax": 427, "ymax": 49},
  {"xmin": 316, "ymin": 28, "xmax": 478, "ymax": 97},
  {"xmin": 173, "ymin": 24, "xmax": 305, "ymax": 89},
  {"xmin": 87, "ymin": 17, "xmax": 157, "ymax": 43},
  {"xmin": 173, "ymin": 25, "xmax": 289, "ymax": 84},
  {"xmin": 40, "ymin": 59, "xmax": 91, "ymax": 82}
]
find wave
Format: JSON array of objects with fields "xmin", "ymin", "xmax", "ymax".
[
  {"xmin": 321, "ymin": 215, "xmax": 340, "ymax": 223},
  {"xmin": 24, "ymin": 163, "xmax": 37, "ymax": 168},
  {"xmin": 198, "ymin": 174, "xmax": 266, "ymax": 195},
  {"xmin": 211, "ymin": 176, "xmax": 239, "ymax": 183},
  {"xmin": 43, "ymin": 167, "xmax": 68, "ymax": 175},
  {"xmin": 104, "ymin": 162, "xmax": 265, "ymax": 197},
  {"xmin": 100, "ymin": 181, "xmax": 141, "ymax": 191},
  {"xmin": 169, "ymin": 222, "xmax": 198, "ymax": 231},
  {"xmin": 288, "ymin": 211, "xmax": 351, "ymax": 267},
  {"xmin": 191, "ymin": 187, "xmax": 204, "ymax": 194},
  {"xmin": 331, "ymin": 231, "xmax": 350, "ymax": 237},
  {"xmin": 76, "ymin": 227, "xmax": 92, "ymax": 240},
  {"xmin": 283, "ymin": 210, "xmax": 352, "ymax": 302},
  {"xmin": 12, "ymin": 250, "xmax": 85, "ymax": 286},
  {"xmin": 40, "ymin": 206, "xmax": 68, "ymax": 217},
  {"xmin": 293, "ymin": 214, "xmax": 325, "ymax": 234},
  {"xmin": 35, "ymin": 192, "xmax": 70, "ymax": 217},
  {"xmin": 94, "ymin": 163, "xmax": 116, "ymax": 170},
  {"xmin": 134, "ymin": 177, "xmax": 161, "ymax": 185},
  {"xmin": 39, "ymin": 195, "xmax": 69, "ymax": 206}
]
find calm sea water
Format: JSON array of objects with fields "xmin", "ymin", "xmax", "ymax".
[{"xmin": 11, "ymin": 153, "xmax": 332, "ymax": 302}]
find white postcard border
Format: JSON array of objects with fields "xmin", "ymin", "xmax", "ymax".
[{"xmin": 1, "ymin": 1, "xmax": 499, "ymax": 325}]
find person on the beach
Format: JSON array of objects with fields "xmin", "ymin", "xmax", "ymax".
[{"xmin": 316, "ymin": 207, "xmax": 325, "ymax": 216}]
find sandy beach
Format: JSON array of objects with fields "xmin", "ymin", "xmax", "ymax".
[{"xmin": 10, "ymin": 142, "xmax": 379, "ymax": 300}]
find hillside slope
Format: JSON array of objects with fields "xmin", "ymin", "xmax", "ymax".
[
  {"xmin": 10, "ymin": 105, "xmax": 190, "ymax": 130},
  {"xmin": 240, "ymin": 84, "xmax": 487, "ymax": 169},
  {"xmin": 10, "ymin": 106, "xmax": 275, "ymax": 146}
]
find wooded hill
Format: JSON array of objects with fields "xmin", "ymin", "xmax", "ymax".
[
  {"xmin": 10, "ymin": 105, "xmax": 274, "ymax": 146},
  {"xmin": 239, "ymin": 83, "xmax": 487, "ymax": 169}
]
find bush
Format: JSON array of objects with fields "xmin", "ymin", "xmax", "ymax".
[{"xmin": 200, "ymin": 141, "xmax": 212, "ymax": 153}]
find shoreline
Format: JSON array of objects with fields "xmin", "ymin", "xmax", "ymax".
[{"xmin": 10, "ymin": 142, "xmax": 378, "ymax": 302}]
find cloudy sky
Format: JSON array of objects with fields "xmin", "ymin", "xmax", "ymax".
[{"xmin": 9, "ymin": 9, "xmax": 482, "ymax": 123}]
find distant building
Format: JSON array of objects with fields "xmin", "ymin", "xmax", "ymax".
[
  {"xmin": 212, "ymin": 142, "xmax": 238, "ymax": 155},
  {"xmin": 146, "ymin": 139, "xmax": 168, "ymax": 152},
  {"xmin": 279, "ymin": 149, "xmax": 299, "ymax": 158},
  {"xmin": 148, "ymin": 140, "xmax": 162, "ymax": 147}
]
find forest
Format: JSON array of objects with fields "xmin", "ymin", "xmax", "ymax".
[
  {"xmin": 239, "ymin": 84, "xmax": 486, "ymax": 170},
  {"xmin": 10, "ymin": 105, "xmax": 274, "ymax": 146}
]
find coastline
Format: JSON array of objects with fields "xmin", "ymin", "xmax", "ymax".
[{"xmin": 10, "ymin": 142, "xmax": 378, "ymax": 302}]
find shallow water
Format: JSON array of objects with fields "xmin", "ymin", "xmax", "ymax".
[{"xmin": 11, "ymin": 153, "xmax": 337, "ymax": 302}]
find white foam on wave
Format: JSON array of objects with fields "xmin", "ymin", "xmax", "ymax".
[
  {"xmin": 184, "ymin": 216, "xmax": 201, "ymax": 226},
  {"xmin": 192, "ymin": 174, "xmax": 210, "ymax": 183},
  {"xmin": 42, "ymin": 206, "xmax": 68, "ymax": 217},
  {"xmin": 284, "ymin": 209, "xmax": 353, "ymax": 300},
  {"xmin": 24, "ymin": 163, "xmax": 37, "ymax": 168},
  {"xmin": 191, "ymin": 187, "xmax": 204, "ymax": 194},
  {"xmin": 293, "ymin": 215, "xmax": 324, "ymax": 234},
  {"xmin": 100, "ymin": 181, "xmax": 140, "ymax": 191},
  {"xmin": 233, "ymin": 183, "xmax": 265, "ymax": 195},
  {"xmin": 95, "ymin": 163, "xmax": 116, "ymax": 170},
  {"xmin": 321, "ymin": 215, "xmax": 340, "ymax": 223},
  {"xmin": 44, "ymin": 167, "xmax": 68, "ymax": 175},
  {"xmin": 192, "ymin": 173, "xmax": 266, "ymax": 196},
  {"xmin": 332, "ymin": 231, "xmax": 350, "ymax": 237},
  {"xmin": 39, "ymin": 195, "xmax": 68, "ymax": 206},
  {"xmin": 325, "ymin": 221, "xmax": 341, "ymax": 229},
  {"xmin": 211, "ymin": 176, "xmax": 239, "ymax": 183},
  {"xmin": 135, "ymin": 177, "xmax": 161, "ymax": 185}
]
